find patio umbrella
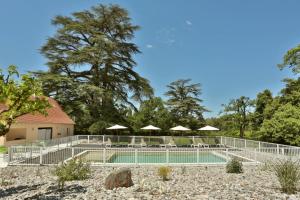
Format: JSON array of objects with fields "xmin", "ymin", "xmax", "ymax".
[
  {"xmin": 170, "ymin": 125, "xmax": 191, "ymax": 131},
  {"xmin": 106, "ymin": 124, "xmax": 128, "ymax": 142},
  {"xmin": 170, "ymin": 125, "xmax": 191, "ymax": 136},
  {"xmin": 198, "ymin": 125, "xmax": 219, "ymax": 131},
  {"xmin": 141, "ymin": 125, "xmax": 161, "ymax": 141},
  {"xmin": 141, "ymin": 125, "xmax": 161, "ymax": 130},
  {"xmin": 106, "ymin": 124, "xmax": 128, "ymax": 130},
  {"xmin": 198, "ymin": 125, "xmax": 220, "ymax": 146}
]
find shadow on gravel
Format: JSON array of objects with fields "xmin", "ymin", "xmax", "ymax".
[
  {"xmin": 0, "ymin": 184, "xmax": 45, "ymax": 199},
  {"xmin": 24, "ymin": 184, "xmax": 87, "ymax": 200}
]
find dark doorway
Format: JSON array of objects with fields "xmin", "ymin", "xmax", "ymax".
[{"xmin": 38, "ymin": 128, "xmax": 52, "ymax": 140}]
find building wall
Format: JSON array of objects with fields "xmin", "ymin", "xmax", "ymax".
[{"xmin": 0, "ymin": 123, "xmax": 74, "ymax": 146}]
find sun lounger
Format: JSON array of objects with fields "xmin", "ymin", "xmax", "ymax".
[
  {"xmin": 138, "ymin": 138, "xmax": 147, "ymax": 148},
  {"xmin": 128, "ymin": 138, "xmax": 147, "ymax": 148},
  {"xmin": 193, "ymin": 143, "xmax": 209, "ymax": 148},
  {"xmin": 216, "ymin": 143, "xmax": 225, "ymax": 148},
  {"xmin": 191, "ymin": 138, "xmax": 209, "ymax": 148},
  {"xmin": 105, "ymin": 138, "xmax": 112, "ymax": 148},
  {"xmin": 128, "ymin": 138, "xmax": 135, "ymax": 147},
  {"xmin": 160, "ymin": 138, "xmax": 177, "ymax": 148}
]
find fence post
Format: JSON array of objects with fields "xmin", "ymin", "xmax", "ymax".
[
  {"xmin": 88, "ymin": 135, "xmax": 90, "ymax": 144},
  {"xmin": 39, "ymin": 147, "xmax": 43, "ymax": 165},
  {"xmin": 254, "ymin": 149, "xmax": 257, "ymax": 162},
  {"xmin": 277, "ymin": 144, "xmax": 279, "ymax": 155},
  {"xmin": 133, "ymin": 136, "xmax": 136, "ymax": 145},
  {"xmin": 220, "ymin": 136, "xmax": 223, "ymax": 145},
  {"xmin": 166, "ymin": 149, "xmax": 169, "ymax": 164},
  {"xmin": 72, "ymin": 148, "xmax": 74, "ymax": 158},
  {"xmin": 226, "ymin": 148, "xmax": 229, "ymax": 160},
  {"xmin": 281, "ymin": 148, "xmax": 284, "ymax": 156},
  {"xmin": 233, "ymin": 138, "xmax": 236, "ymax": 148},
  {"xmin": 244, "ymin": 139, "xmax": 247, "ymax": 149},
  {"xmin": 8, "ymin": 147, "xmax": 12, "ymax": 163},
  {"xmin": 193, "ymin": 136, "xmax": 195, "ymax": 144},
  {"xmin": 135, "ymin": 149, "xmax": 138, "ymax": 165},
  {"xmin": 258, "ymin": 142, "xmax": 261, "ymax": 152},
  {"xmin": 103, "ymin": 148, "xmax": 106, "ymax": 164},
  {"xmin": 197, "ymin": 149, "xmax": 199, "ymax": 163},
  {"xmin": 103, "ymin": 135, "xmax": 105, "ymax": 145}
]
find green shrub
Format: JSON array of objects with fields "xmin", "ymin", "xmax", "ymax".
[
  {"xmin": 271, "ymin": 159, "xmax": 300, "ymax": 194},
  {"xmin": 158, "ymin": 166, "xmax": 172, "ymax": 181},
  {"xmin": 53, "ymin": 158, "xmax": 91, "ymax": 190},
  {"xmin": 260, "ymin": 162, "xmax": 271, "ymax": 171},
  {"xmin": 174, "ymin": 138, "xmax": 191, "ymax": 146},
  {"xmin": 181, "ymin": 166, "xmax": 187, "ymax": 175},
  {"xmin": 0, "ymin": 146, "xmax": 7, "ymax": 154},
  {"xmin": 0, "ymin": 178, "xmax": 13, "ymax": 186},
  {"xmin": 226, "ymin": 157, "xmax": 243, "ymax": 173}
]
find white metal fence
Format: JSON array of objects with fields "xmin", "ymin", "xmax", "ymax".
[
  {"xmin": 8, "ymin": 147, "xmax": 261, "ymax": 166},
  {"xmin": 7, "ymin": 135, "xmax": 300, "ymax": 166}
]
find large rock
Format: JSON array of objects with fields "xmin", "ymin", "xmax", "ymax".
[{"xmin": 105, "ymin": 168, "xmax": 134, "ymax": 190}]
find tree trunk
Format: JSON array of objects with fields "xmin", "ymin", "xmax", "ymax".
[{"xmin": 239, "ymin": 125, "xmax": 244, "ymax": 138}]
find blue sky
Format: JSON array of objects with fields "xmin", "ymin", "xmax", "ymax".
[{"xmin": 0, "ymin": 0, "xmax": 299, "ymax": 117}]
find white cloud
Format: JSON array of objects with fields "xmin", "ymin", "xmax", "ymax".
[
  {"xmin": 165, "ymin": 39, "xmax": 175, "ymax": 45},
  {"xmin": 146, "ymin": 44, "xmax": 153, "ymax": 48},
  {"xmin": 156, "ymin": 27, "xmax": 176, "ymax": 46},
  {"xmin": 185, "ymin": 20, "xmax": 192, "ymax": 26}
]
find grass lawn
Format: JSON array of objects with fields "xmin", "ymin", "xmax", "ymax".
[{"xmin": 0, "ymin": 146, "xmax": 7, "ymax": 154}]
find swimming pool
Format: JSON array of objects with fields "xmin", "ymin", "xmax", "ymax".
[
  {"xmin": 110, "ymin": 152, "xmax": 226, "ymax": 163},
  {"xmin": 78, "ymin": 150, "xmax": 227, "ymax": 164}
]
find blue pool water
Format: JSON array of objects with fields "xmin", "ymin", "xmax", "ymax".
[{"xmin": 108, "ymin": 152, "xmax": 226, "ymax": 164}]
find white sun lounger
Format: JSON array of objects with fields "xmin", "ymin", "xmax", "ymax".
[
  {"xmin": 160, "ymin": 138, "xmax": 177, "ymax": 148},
  {"xmin": 128, "ymin": 138, "xmax": 135, "ymax": 147},
  {"xmin": 105, "ymin": 138, "xmax": 112, "ymax": 148},
  {"xmin": 191, "ymin": 143, "xmax": 209, "ymax": 148}
]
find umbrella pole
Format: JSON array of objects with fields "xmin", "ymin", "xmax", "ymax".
[{"xmin": 118, "ymin": 130, "xmax": 120, "ymax": 143}]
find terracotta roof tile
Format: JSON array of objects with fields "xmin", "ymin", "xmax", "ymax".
[{"xmin": 2, "ymin": 98, "xmax": 75, "ymax": 124}]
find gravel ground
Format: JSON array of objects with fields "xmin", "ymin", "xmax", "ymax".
[{"xmin": 0, "ymin": 165, "xmax": 299, "ymax": 200}]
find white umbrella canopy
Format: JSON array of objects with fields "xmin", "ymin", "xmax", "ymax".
[
  {"xmin": 170, "ymin": 125, "xmax": 191, "ymax": 131},
  {"xmin": 141, "ymin": 125, "xmax": 161, "ymax": 130},
  {"xmin": 141, "ymin": 125, "xmax": 161, "ymax": 140},
  {"xmin": 106, "ymin": 124, "xmax": 128, "ymax": 130},
  {"xmin": 198, "ymin": 125, "xmax": 219, "ymax": 131}
]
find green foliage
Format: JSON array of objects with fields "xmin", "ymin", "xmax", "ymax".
[
  {"xmin": 0, "ymin": 146, "xmax": 7, "ymax": 154},
  {"xmin": 226, "ymin": 157, "xmax": 243, "ymax": 173},
  {"xmin": 53, "ymin": 158, "xmax": 91, "ymax": 190},
  {"xmin": 0, "ymin": 178, "xmax": 13, "ymax": 186},
  {"xmin": 36, "ymin": 4, "xmax": 153, "ymax": 134},
  {"xmin": 262, "ymin": 97, "xmax": 281, "ymax": 121},
  {"xmin": 0, "ymin": 66, "xmax": 50, "ymax": 136},
  {"xmin": 88, "ymin": 121, "xmax": 110, "ymax": 134},
  {"xmin": 174, "ymin": 138, "xmax": 191, "ymax": 146},
  {"xmin": 165, "ymin": 79, "xmax": 207, "ymax": 129},
  {"xmin": 252, "ymin": 90, "xmax": 273, "ymax": 130},
  {"xmin": 158, "ymin": 166, "xmax": 172, "ymax": 181},
  {"xmin": 221, "ymin": 96, "xmax": 254, "ymax": 138},
  {"xmin": 271, "ymin": 159, "xmax": 300, "ymax": 194},
  {"xmin": 280, "ymin": 78, "xmax": 300, "ymax": 106},
  {"xmin": 129, "ymin": 97, "xmax": 173, "ymax": 132},
  {"xmin": 278, "ymin": 44, "xmax": 300, "ymax": 74},
  {"xmin": 259, "ymin": 103, "xmax": 300, "ymax": 145}
]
